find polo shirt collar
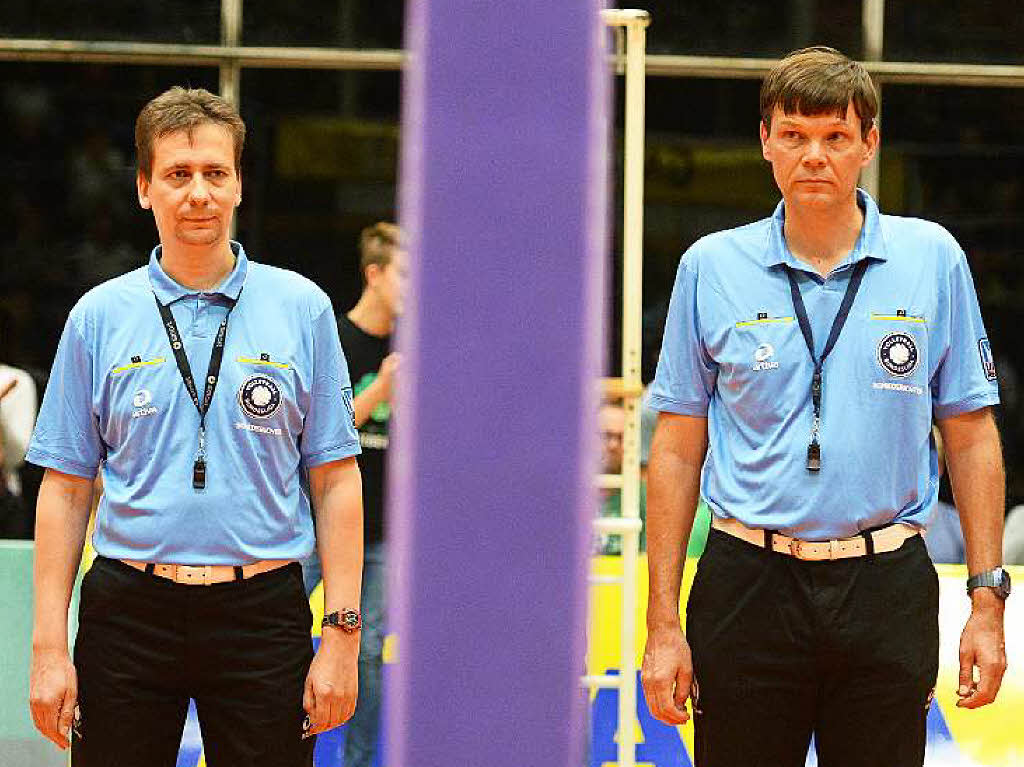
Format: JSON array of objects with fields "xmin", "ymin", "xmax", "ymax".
[
  {"xmin": 148, "ymin": 241, "xmax": 249, "ymax": 304},
  {"xmin": 763, "ymin": 188, "xmax": 888, "ymax": 271}
]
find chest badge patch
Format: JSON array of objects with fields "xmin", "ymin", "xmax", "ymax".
[
  {"xmin": 877, "ymin": 332, "xmax": 919, "ymax": 377},
  {"xmin": 238, "ymin": 375, "xmax": 282, "ymax": 419},
  {"xmin": 752, "ymin": 342, "xmax": 780, "ymax": 371}
]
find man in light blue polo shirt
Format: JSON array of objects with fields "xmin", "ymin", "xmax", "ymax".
[
  {"xmin": 641, "ymin": 48, "xmax": 1008, "ymax": 767},
  {"xmin": 27, "ymin": 87, "xmax": 364, "ymax": 766}
]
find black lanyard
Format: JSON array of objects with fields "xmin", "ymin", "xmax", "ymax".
[
  {"xmin": 155, "ymin": 292, "xmax": 239, "ymax": 489},
  {"xmin": 783, "ymin": 259, "xmax": 869, "ymax": 472}
]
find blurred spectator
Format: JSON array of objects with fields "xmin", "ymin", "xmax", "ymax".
[
  {"xmin": 923, "ymin": 427, "xmax": 966, "ymax": 564},
  {"xmin": 597, "ymin": 401, "xmax": 644, "ymax": 555},
  {"xmin": 0, "ymin": 363, "xmax": 37, "ymax": 537},
  {"xmin": 1004, "ymin": 506, "xmax": 1024, "ymax": 566}
]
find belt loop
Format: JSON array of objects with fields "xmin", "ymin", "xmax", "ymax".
[
  {"xmin": 145, "ymin": 563, "xmax": 156, "ymax": 575},
  {"xmin": 233, "ymin": 566, "xmax": 244, "ymax": 581},
  {"xmin": 860, "ymin": 530, "xmax": 875, "ymax": 561}
]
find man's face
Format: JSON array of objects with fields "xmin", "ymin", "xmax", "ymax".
[
  {"xmin": 369, "ymin": 250, "xmax": 408, "ymax": 319},
  {"xmin": 599, "ymin": 404, "xmax": 625, "ymax": 475},
  {"xmin": 760, "ymin": 102, "xmax": 878, "ymax": 211},
  {"xmin": 137, "ymin": 122, "xmax": 241, "ymax": 251}
]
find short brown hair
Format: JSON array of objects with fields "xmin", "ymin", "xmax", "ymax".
[
  {"xmin": 359, "ymin": 222, "xmax": 402, "ymax": 279},
  {"xmin": 135, "ymin": 87, "xmax": 246, "ymax": 180},
  {"xmin": 760, "ymin": 47, "xmax": 878, "ymax": 140}
]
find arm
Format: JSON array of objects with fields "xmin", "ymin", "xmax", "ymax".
[
  {"xmin": 640, "ymin": 412, "xmax": 708, "ymax": 725},
  {"xmin": 303, "ymin": 456, "xmax": 363, "ymax": 734},
  {"xmin": 936, "ymin": 407, "xmax": 1007, "ymax": 708},
  {"xmin": 29, "ymin": 468, "xmax": 95, "ymax": 749},
  {"xmin": 351, "ymin": 353, "xmax": 400, "ymax": 428}
]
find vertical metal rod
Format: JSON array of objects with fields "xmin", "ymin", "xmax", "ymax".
[
  {"xmin": 219, "ymin": 0, "xmax": 243, "ymax": 106},
  {"xmin": 618, "ymin": 13, "xmax": 649, "ymax": 767},
  {"xmin": 861, "ymin": 0, "xmax": 884, "ymax": 199}
]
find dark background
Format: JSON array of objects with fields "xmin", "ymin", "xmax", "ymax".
[{"xmin": 2, "ymin": 0, "xmax": 1023, "ymax": 513}]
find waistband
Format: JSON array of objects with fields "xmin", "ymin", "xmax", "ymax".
[
  {"xmin": 711, "ymin": 515, "xmax": 919, "ymax": 561},
  {"xmin": 119, "ymin": 558, "xmax": 294, "ymax": 586}
]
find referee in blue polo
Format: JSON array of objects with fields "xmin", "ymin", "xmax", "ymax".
[
  {"xmin": 641, "ymin": 48, "xmax": 1008, "ymax": 767},
  {"xmin": 26, "ymin": 87, "xmax": 364, "ymax": 765}
]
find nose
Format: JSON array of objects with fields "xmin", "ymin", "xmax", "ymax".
[
  {"xmin": 803, "ymin": 139, "xmax": 827, "ymax": 167},
  {"xmin": 187, "ymin": 174, "xmax": 211, "ymax": 204}
]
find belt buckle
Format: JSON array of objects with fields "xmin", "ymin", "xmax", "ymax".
[
  {"xmin": 788, "ymin": 538, "xmax": 805, "ymax": 559},
  {"xmin": 177, "ymin": 564, "xmax": 212, "ymax": 585}
]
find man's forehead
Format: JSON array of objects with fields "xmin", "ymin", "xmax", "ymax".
[
  {"xmin": 771, "ymin": 102, "xmax": 858, "ymax": 127},
  {"xmin": 599, "ymin": 405, "xmax": 625, "ymax": 429},
  {"xmin": 151, "ymin": 124, "xmax": 234, "ymax": 165}
]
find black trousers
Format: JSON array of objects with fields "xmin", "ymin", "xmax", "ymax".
[
  {"xmin": 687, "ymin": 528, "xmax": 939, "ymax": 767},
  {"xmin": 72, "ymin": 557, "xmax": 315, "ymax": 767}
]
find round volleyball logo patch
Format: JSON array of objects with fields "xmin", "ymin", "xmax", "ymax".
[
  {"xmin": 238, "ymin": 375, "xmax": 281, "ymax": 419},
  {"xmin": 877, "ymin": 332, "xmax": 919, "ymax": 378}
]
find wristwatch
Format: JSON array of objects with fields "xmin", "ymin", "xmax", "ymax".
[
  {"xmin": 966, "ymin": 567, "xmax": 1011, "ymax": 600},
  {"xmin": 322, "ymin": 608, "xmax": 362, "ymax": 633}
]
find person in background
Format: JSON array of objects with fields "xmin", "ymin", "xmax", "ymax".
[
  {"xmin": 303, "ymin": 221, "xmax": 404, "ymax": 767},
  {"xmin": 1, "ymin": 361, "xmax": 38, "ymax": 538}
]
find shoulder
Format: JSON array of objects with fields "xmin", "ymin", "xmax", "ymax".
[
  {"xmin": 678, "ymin": 217, "xmax": 772, "ymax": 286},
  {"xmin": 879, "ymin": 214, "xmax": 965, "ymax": 270},
  {"xmin": 67, "ymin": 266, "xmax": 151, "ymax": 337},
  {"xmin": 244, "ymin": 262, "xmax": 333, "ymax": 318}
]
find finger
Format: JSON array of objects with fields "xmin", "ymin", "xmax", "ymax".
[
  {"xmin": 957, "ymin": 648, "xmax": 974, "ymax": 700},
  {"xmin": 672, "ymin": 669, "xmax": 692, "ymax": 724},
  {"xmin": 962, "ymin": 660, "xmax": 1006, "ymax": 709},
  {"xmin": 55, "ymin": 685, "xmax": 77, "ymax": 750},
  {"xmin": 302, "ymin": 675, "xmax": 315, "ymax": 716},
  {"xmin": 309, "ymin": 684, "xmax": 334, "ymax": 734},
  {"xmin": 647, "ymin": 675, "xmax": 688, "ymax": 726}
]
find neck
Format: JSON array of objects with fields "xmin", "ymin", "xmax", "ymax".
[
  {"xmin": 160, "ymin": 242, "xmax": 236, "ymax": 290},
  {"xmin": 348, "ymin": 293, "xmax": 394, "ymax": 336},
  {"xmin": 783, "ymin": 196, "xmax": 864, "ymax": 277}
]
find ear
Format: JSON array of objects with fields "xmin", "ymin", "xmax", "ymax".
[
  {"xmin": 861, "ymin": 123, "xmax": 880, "ymax": 167},
  {"xmin": 364, "ymin": 262, "xmax": 382, "ymax": 285},
  {"xmin": 759, "ymin": 120, "xmax": 771, "ymax": 162},
  {"xmin": 137, "ymin": 171, "xmax": 151, "ymax": 210}
]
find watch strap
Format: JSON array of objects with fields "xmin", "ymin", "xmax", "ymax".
[
  {"xmin": 966, "ymin": 567, "xmax": 1010, "ymax": 599},
  {"xmin": 322, "ymin": 608, "xmax": 362, "ymax": 633}
]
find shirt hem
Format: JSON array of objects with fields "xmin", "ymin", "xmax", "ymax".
[
  {"xmin": 648, "ymin": 394, "xmax": 708, "ymax": 417},
  {"xmin": 24, "ymin": 448, "xmax": 98, "ymax": 479},
  {"xmin": 933, "ymin": 391, "xmax": 1000, "ymax": 420},
  {"xmin": 302, "ymin": 440, "xmax": 362, "ymax": 468}
]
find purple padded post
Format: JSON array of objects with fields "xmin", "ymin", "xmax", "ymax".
[{"xmin": 388, "ymin": 2, "xmax": 609, "ymax": 766}]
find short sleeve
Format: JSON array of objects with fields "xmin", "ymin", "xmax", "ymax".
[
  {"xmin": 300, "ymin": 299, "xmax": 361, "ymax": 467},
  {"xmin": 25, "ymin": 316, "xmax": 105, "ymax": 478},
  {"xmin": 931, "ymin": 246, "xmax": 1000, "ymax": 419},
  {"xmin": 649, "ymin": 248, "xmax": 717, "ymax": 416}
]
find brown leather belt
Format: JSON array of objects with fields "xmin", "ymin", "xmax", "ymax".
[
  {"xmin": 120, "ymin": 558, "xmax": 294, "ymax": 585},
  {"xmin": 711, "ymin": 515, "xmax": 919, "ymax": 561}
]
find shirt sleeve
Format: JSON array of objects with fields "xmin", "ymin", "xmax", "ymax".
[
  {"xmin": 649, "ymin": 247, "xmax": 717, "ymax": 416},
  {"xmin": 300, "ymin": 298, "xmax": 361, "ymax": 467},
  {"xmin": 931, "ymin": 245, "xmax": 1000, "ymax": 419},
  {"xmin": 25, "ymin": 315, "xmax": 105, "ymax": 478}
]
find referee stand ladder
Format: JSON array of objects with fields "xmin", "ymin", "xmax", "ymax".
[{"xmin": 584, "ymin": 9, "xmax": 650, "ymax": 767}]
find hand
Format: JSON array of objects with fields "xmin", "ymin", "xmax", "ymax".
[
  {"xmin": 956, "ymin": 594, "xmax": 1007, "ymax": 708},
  {"xmin": 303, "ymin": 632, "xmax": 358, "ymax": 736},
  {"xmin": 377, "ymin": 353, "xmax": 401, "ymax": 401},
  {"xmin": 640, "ymin": 624, "xmax": 694, "ymax": 725},
  {"xmin": 29, "ymin": 647, "xmax": 78, "ymax": 749}
]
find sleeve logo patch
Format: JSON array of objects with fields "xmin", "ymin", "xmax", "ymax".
[{"xmin": 978, "ymin": 338, "xmax": 997, "ymax": 381}]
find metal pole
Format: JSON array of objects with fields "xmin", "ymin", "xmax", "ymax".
[
  {"xmin": 219, "ymin": 0, "xmax": 242, "ymax": 106},
  {"xmin": 861, "ymin": 0, "xmax": 884, "ymax": 199}
]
